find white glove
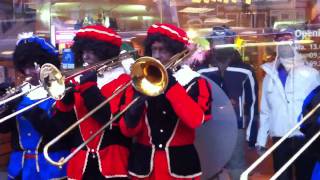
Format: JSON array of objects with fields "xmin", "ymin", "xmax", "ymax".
[{"xmin": 173, "ymin": 65, "xmax": 200, "ymax": 86}]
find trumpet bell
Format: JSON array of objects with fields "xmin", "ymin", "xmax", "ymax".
[
  {"xmin": 130, "ymin": 57, "xmax": 168, "ymax": 97},
  {"xmin": 40, "ymin": 63, "xmax": 66, "ymax": 100}
]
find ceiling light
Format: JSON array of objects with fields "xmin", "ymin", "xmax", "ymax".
[
  {"xmin": 1, "ymin": 51, "xmax": 14, "ymax": 55},
  {"xmin": 240, "ymin": 31, "xmax": 257, "ymax": 35},
  {"xmin": 214, "ymin": 40, "xmax": 314, "ymax": 49},
  {"xmin": 142, "ymin": 16, "xmax": 154, "ymax": 20},
  {"xmin": 204, "ymin": 17, "xmax": 233, "ymax": 24},
  {"xmin": 179, "ymin": 7, "xmax": 214, "ymax": 14}
]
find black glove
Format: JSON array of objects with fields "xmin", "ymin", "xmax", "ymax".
[
  {"xmin": 0, "ymin": 96, "xmax": 21, "ymax": 117},
  {"xmin": 22, "ymin": 107, "xmax": 53, "ymax": 135},
  {"xmin": 81, "ymin": 84, "xmax": 110, "ymax": 124},
  {"xmin": 124, "ymin": 90, "xmax": 147, "ymax": 128},
  {"xmin": 2, "ymin": 93, "xmax": 23, "ymax": 113},
  {"xmin": 23, "ymin": 106, "xmax": 48, "ymax": 120},
  {"xmin": 80, "ymin": 71, "xmax": 97, "ymax": 85},
  {"xmin": 60, "ymin": 83, "xmax": 75, "ymax": 105},
  {"xmin": 165, "ymin": 70, "xmax": 177, "ymax": 93}
]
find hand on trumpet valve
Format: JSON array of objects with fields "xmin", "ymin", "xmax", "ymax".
[{"xmin": 80, "ymin": 71, "xmax": 97, "ymax": 85}]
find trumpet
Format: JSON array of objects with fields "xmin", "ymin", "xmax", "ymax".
[
  {"xmin": 0, "ymin": 50, "xmax": 136, "ymax": 124},
  {"xmin": 43, "ymin": 48, "xmax": 196, "ymax": 167}
]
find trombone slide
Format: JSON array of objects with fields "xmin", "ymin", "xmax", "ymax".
[
  {"xmin": 43, "ymin": 82, "xmax": 132, "ymax": 166},
  {"xmin": 0, "ymin": 97, "xmax": 51, "ymax": 123}
]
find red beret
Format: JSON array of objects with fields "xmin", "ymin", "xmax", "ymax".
[
  {"xmin": 76, "ymin": 25, "xmax": 122, "ymax": 47},
  {"xmin": 147, "ymin": 23, "xmax": 189, "ymax": 45}
]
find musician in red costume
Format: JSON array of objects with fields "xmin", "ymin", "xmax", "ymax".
[
  {"xmin": 119, "ymin": 23, "xmax": 212, "ymax": 180},
  {"xmin": 54, "ymin": 25, "xmax": 133, "ymax": 180}
]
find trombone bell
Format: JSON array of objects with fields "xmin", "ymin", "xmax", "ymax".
[
  {"xmin": 131, "ymin": 57, "xmax": 168, "ymax": 97},
  {"xmin": 40, "ymin": 63, "xmax": 66, "ymax": 100}
]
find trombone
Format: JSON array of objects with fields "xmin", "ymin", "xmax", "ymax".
[
  {"xmin": 0, "ymin": 64, "xmax": 63, "ymax": 124},
  {"xmin": 43, "ymin": 48, "xmax": 195, "ymax": 167},
  {"xmin": 240, "ymin": 103, "xmax": 320, "ymax": 180},
  {"xmin": 0, "ymin": 50, "xmax": 136, "ymax": 124}
]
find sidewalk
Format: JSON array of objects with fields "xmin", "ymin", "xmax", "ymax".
[{"xmin": 246, "ymin": 142, "xmax": 273, "ymax": 180}]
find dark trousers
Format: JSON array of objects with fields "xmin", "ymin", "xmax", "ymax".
[
  {"xmin": 83, "ymin": 154, "xmax": 129, "ymax": 180},
  {"xmin": 272, "ymin": 136, "xmax": 316, "ymax": 180}
]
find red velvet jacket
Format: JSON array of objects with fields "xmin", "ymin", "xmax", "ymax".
[
  {"xmin": 55, "ymin": 74, "xmax": 131, "ymax": 179},
  {"xmin": 120, "ymin": 77, "xmax": 212, "ymax": 179}
]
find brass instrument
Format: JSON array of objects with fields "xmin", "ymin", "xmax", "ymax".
[
  {"xmin": 0, "ymin": 64, "xmax": 64, "ymax": 123},
  {"xmin": 63, "ymin": 50, "xmax": 135, "ymax": 80},
  {"xmin": 43, "ymin": 48, "xmax": 195, "ymax": 167},
  {"xmin": 0, "ymin": 50, "xmax": 136, "ymax": 123}
]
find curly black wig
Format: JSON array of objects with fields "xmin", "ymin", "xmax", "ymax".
[
  {"xmin": 144, "ymin": 33, "xmax": 186, "ymax": 56},
  {"xmin": 203, "ymin": 47, "xmax": 242, "ymax": 67},
  {"xmin": 13, "ymin": 41, "xmax": 60, "ymax": 74},
  {"xmin": 71, "ymin": 37, "xmax": 120, "ymax": 68}
]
